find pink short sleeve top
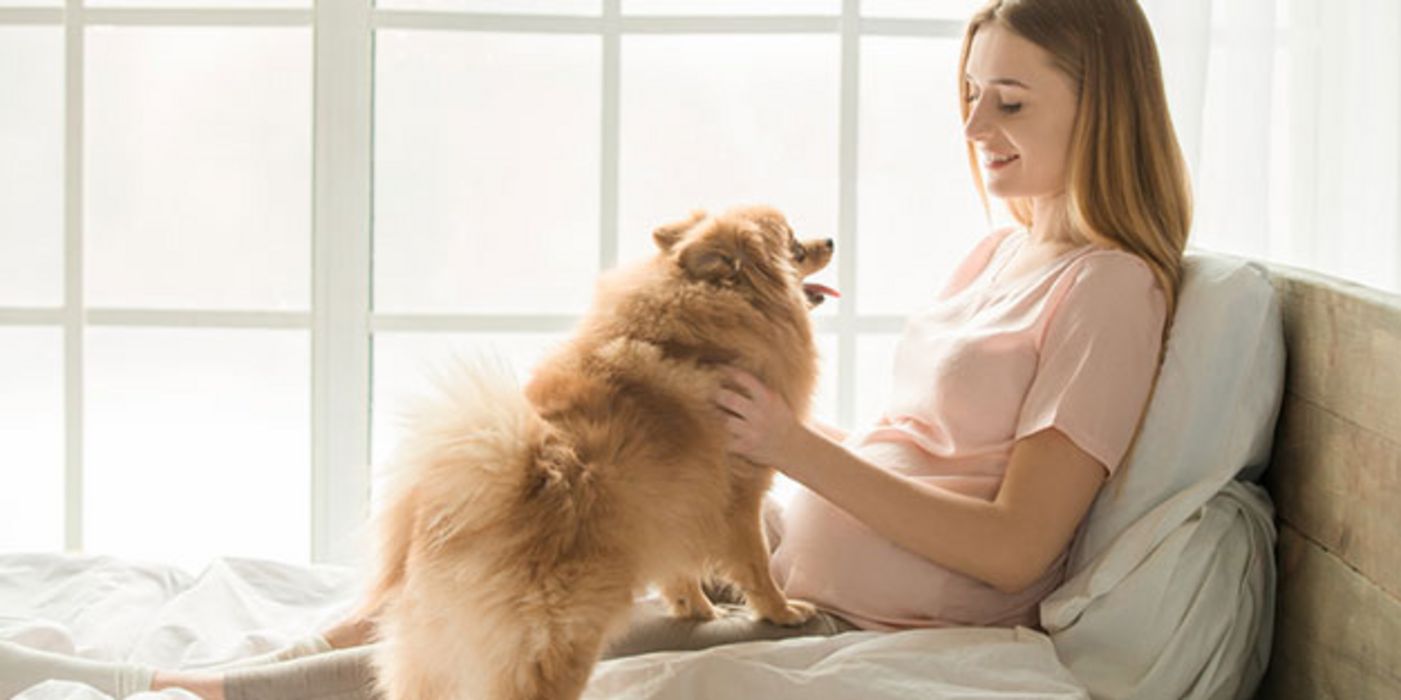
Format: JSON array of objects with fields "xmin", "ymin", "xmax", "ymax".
[{"xmin": 769, "ymin": 227, "xmax": 1168, "ymax": 631}]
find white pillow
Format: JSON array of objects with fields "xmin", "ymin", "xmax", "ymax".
[
  {"xmin": 1044, "ymin": 481, "xmax": 1276, "ymax": 700},
  {"xmin": 1066, "ymin": 252, "xmax": 1286, "ymax": 574},
  {"xmin": 1040, "ymin": 253, "xmax": 1285, "ymax": 700}
]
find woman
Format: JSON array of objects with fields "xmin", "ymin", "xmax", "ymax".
[
  {"xmin": 2, "ymin": 0, "xmax": 1190, "ymax": 697},
  {"xmin": 719, "ymin": 0, "xmax": 1189, "ymax": 631}
]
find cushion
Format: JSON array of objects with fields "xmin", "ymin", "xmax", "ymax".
[
  {"xmin": 1066, "ymin": 252, "xmax": 1285, "ymax": 573},
  {"xmin": 1044, "ymin": 482, "xmax": 1275, "ymax": 700},
  {"xmin": 1041, "ymin": 252, "xmax": 1286, "ymax": 699}
]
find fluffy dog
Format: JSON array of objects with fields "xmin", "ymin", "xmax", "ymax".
[{"xmin": 362, "ymin": 205, "xmax": 837, "ymax": 700}]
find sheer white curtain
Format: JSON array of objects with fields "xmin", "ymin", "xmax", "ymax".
[{"xmin": 1143, "ymin": 0, "xmax": 1401, "ymax": 293}]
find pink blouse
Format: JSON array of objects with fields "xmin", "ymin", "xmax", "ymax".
[{"xmin": 770, "ymin": 227, "xmax": 1168, "ymax": 631}]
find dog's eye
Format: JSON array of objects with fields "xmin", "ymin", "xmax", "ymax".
[{"xmin": 791, "ymin": 242, "xmax": 807, "ymax": 262}]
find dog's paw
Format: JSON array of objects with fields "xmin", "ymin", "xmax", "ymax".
[
  {"xmin": 760, "ymin": 598, "xmax": 818, "ymax": 627},
  {"xmin": 666, "ymin": 595, "xmax": 722, "ymax": 621}
]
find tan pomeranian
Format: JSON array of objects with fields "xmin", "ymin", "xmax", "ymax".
[{"xmin": 361, "ymin": 205, "xmax": 839, "ymax": 700}]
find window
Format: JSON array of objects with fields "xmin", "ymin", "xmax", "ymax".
[{"xmin": 11, "ymin": 0, "xmax": 1356, "ymax": 570}]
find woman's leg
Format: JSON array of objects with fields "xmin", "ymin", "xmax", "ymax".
[
  {"xmin": 602, "ymin": 496, "xmax": 855, "ymax": 658},
  {"xmin": 200, "ymin": 636, "xmax": 332, "ymax": 671},
  {"xmin": 152, "ymin": 647, "xmax": 381, "ymax": 700},
  {"xmin": 187, "ymin": 600, "xmax": 854, "ymax": 700},
  {"xmin": 601, "ymin": 596, "xmax": 857, "ymax": 660},
  {"xmin": 150, "ymin": 613, "xmax": 382, "ymax": 700},
  {"xmin": 220, "ymin": 647, "xmax": 379, "ymax": 700},
  {"xmin": 157, "ymin": 496, "xmax": 807, "ymax": 698},
  {"xmin": 203, "ymin": 612, "xmax": 375, "ymax": 671},
  {"xmin": 0, "ymin": 640, "xmax": 154, "ymax": 699}
]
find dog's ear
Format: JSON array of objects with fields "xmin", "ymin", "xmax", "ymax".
[
  {"xmin": 678, "ymin": 235, "xmax": 742, "ymax": 282},
  {"xmin": 653, "ymin": 210, "xmax": 707, "ymax": 252}
]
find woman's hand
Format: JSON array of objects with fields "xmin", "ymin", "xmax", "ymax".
[{"xmin": 715, "ymin": 368, "xmax": 807, "ymax": 469}]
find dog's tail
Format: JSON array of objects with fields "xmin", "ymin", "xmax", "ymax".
[{"xmin": 359, "ymin": 352, "xmax": 556, "ymax": 620}]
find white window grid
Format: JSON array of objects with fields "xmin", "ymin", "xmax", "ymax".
[{"xmin": 0, "ymin": 0, "xmax": 986, "ymax": 564}]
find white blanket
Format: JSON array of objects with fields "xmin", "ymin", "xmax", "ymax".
[
  {"xmin": 1, "ymin": 254, "xmax": 1281, "ymax": 699},
  {"xmin": 0, "ymin": 480, "xmax": 1273, "ymax": 700},
  {"xmin": 0, "ymin": 553, "xmax": 1088, "ymax": 699},
  {"xmin": 2, "ymin": 475, "xmax": 1275, "ymax": 700}
]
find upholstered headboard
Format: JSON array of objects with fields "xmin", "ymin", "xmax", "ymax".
[{"xmin": 1256, "ymin": 262, "xmax": 1401, "ymax": 698}]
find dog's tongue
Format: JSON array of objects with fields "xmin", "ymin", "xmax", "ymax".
[{"xmin": 804, "ymin": 282, "xmax": 841, "ymax": 299}]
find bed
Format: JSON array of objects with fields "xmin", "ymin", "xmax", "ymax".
[
  {"xmin": 2, "ymin": 253, "xmax": 1396, "ymax": 699},
  {"xmin": 1254, "ymin": 262, "xmax": 1401, "ymax": 699}
]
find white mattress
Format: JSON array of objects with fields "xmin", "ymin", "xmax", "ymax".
[{"xmin": 0, "ymin": 552, "xmax": 1087, "ymax": 699}]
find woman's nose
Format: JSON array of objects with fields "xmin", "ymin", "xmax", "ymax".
[{"xmin": 963, "ymin": 98, "xmax": 991, "ymax": 142}]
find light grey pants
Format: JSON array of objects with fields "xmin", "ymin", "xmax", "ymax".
[
  {"xmin": 224, "ymin": 591, "xmax": 857, "ymax": 700},
  {"xmin": 225, "ymin": 501, "xmax": 856, "ymax": 700}
]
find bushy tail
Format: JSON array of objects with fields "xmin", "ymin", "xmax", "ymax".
[{"xmin": 358, "ymin": 353, "xmax": 546, "ymax": 619}]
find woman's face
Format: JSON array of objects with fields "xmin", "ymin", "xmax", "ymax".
[{"xmin": 963, "ymin": 23, "xmax": 1080, "ymax": 201}]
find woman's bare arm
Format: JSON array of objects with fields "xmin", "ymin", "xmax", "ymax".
[
  {"xmin": 805, "ymin": 417, "xmax": 849, "ymax": 443},
  {"xmin": 718, "ymin": 369, "xmax": 1106, "ymax": 593},
  {"xmin": 774, "ymin": 425, "xmax": 1104, "ymax": 593}
]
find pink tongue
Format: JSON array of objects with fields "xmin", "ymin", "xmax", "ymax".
[{"xmin": 804, "ymin": 283, "xmax": 841, "ymax": 299}]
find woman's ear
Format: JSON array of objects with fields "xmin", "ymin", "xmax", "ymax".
[{"xmin": 652, "ymin": 209, "xmax": 707, "ymax": 251}]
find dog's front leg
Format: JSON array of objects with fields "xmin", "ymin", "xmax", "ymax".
[
  {"xmin": 658, "ymin": 576, "xmax": 722, "ymax": 620},
  {"xmin": 717, "ymin": 499, "xmax": 817, "ymax": 627}
]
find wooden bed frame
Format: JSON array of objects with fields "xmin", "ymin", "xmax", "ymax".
[{"xmin": 1256, "ymin": 262, "xmax": 1401, "ymax": 698}]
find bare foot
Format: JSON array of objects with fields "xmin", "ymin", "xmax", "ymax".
[
  {"xmin": 150, "ymin": 670, "xmax": 225, "ymax": 700},
  {"xmin": 321, "ymin": 613, "xmax": 377, "ymax": 650}
]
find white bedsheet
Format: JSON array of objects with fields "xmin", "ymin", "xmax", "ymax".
[
  {"xmin": 0, "ymin": 254, "xmax": 1280, "ymax": 700},
  {"xmin": 1, "ymin": 553, "xmax": 1087, "ymax": 699}
]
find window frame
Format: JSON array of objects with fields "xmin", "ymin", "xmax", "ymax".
[{"xmin": 0, "ymin": 0, "xmax": 974, "ymax": 564}]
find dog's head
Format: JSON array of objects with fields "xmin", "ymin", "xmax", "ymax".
[{"xmin": 651, "ymin": 206, "xmax": 839, "ymax": 308}]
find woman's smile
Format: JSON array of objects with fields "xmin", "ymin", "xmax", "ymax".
[{"xmin": 982, "ymin": 151, "xmax": 1020, "ymax": 170}]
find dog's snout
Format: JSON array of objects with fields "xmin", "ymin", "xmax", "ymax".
[{"xmin": 823, "ymin": 239, "xmax": 835, "ymax": 251}]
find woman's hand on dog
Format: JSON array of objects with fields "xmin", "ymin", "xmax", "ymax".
[{"xmin": 716, "ymin": 368, "xmax": 807, "ymax": 468}]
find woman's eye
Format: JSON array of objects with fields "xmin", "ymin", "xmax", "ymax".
[{"xmin": 1000, "ymin": 102, "xmax": 1023, "ymax": 114}]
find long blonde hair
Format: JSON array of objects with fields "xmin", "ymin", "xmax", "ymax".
[
  {"xmin": 958, "ymin": 0, "xmax": 1192, "ymax": 482},
  {"xmin": 958, "ymin": 0, "xmax": 1192, "ymax": 329}
]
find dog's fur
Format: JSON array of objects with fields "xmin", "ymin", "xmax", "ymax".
[{"xmin": 362, "ymin": 205, "xmax": 834, "ymax": 700}]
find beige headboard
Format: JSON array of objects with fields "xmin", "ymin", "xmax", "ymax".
[{"xmin": 1256, "ymin": 262, "xmax": 1401, "ymax": 698}]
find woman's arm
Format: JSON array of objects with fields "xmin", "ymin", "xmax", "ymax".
[
  {"xmin": 806, "ymin": 417, "xmax": 849, "ymax": 443},
  {"xmin": 718, "ymin": 369, "xmax": 1106, "ymax": 594}
]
